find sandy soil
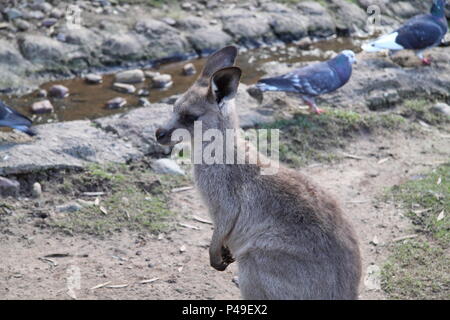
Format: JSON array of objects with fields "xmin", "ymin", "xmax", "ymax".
[{"xmin": 0, "ymin": 126, "xmax": 449, "ymax": 300}]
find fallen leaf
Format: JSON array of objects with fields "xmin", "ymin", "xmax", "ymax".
[
  {"xmin": 100, "ymin": 206, "xmax": 108, "ymax": 215},
  {"xmin": 437, "ymin": 210, "xmax": 445, "ymax": 222}
]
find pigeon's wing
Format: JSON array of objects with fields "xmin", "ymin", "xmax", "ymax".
[
  {"xmin": 0, "ymin": 101, "xmax": 33, "ymax": 127},
  {"xmin": 395, "ymin": 15, "xmax": 445, "ymax": 50},
  {"xmin": 284, "ymin": 62, "xmax": 342, "ymax": 96}
]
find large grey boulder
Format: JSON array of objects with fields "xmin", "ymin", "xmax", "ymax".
[
  {"xmin": 220, "ymin": 9, "xmax": 275, "ymax": 48},
  {"xmin": 135, "ymin": 18, "xmax": 193, "ymax": 60},
  {"xmin": 94, "ymin": 103, "xmax": 174, "ymax": 155},
  {"xmin": 0, "ymin": 120, "xmax": 142, "ymax": 175}
]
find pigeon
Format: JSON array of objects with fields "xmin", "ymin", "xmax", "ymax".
[
  {"xmin": 256, "ymin": 50, "xmax": 356, "ymax": 114},
  {"xmin": 362, "ymin": 0, "xmax": 448, "ymax": 65},
  {"xmin": 0, "ymin": 101, "xmax": 36, "ymax": 136}
]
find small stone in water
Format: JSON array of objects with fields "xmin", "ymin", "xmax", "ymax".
[
  {"xmin": 138, "ymin": 98, "xmax": 151, "ymax": 107},
  {"xmin": 115, "ymin": 69, "xmax": 145, "ymax": 84},
  {"xmin": 144, "ymin": 71, "xmax": 160, "ymax": 80},
  {"xmin": 85, "ymin": 73, "xmax": 103, "ymax": 84},
  {"xmin": 182, "ymin": 63, "xmax": 196, "ymax": 76},
  {"xmin": 113, "ymin": 82, "xmax": 136, "ymax": 94},
  {"xmin": 49, "ymin": 85, "xmax": 69, "ymax": 98},
  {"xmin": 41, "ymin": 18, "xmax": 58, "ymax": 28},
  {"xmin": 152, "ymin": 74, "xmax": 173, "ymax": 89},
  {"xmin": 106, "ymin": 97, "xmax": 127, "ymax": 109},
  {"xmin": 31, "ymin": 100, "xmax": 54, "ymax": 114},
  {"xmin": 137, "ymin": 89, "xmax": 150, "ymax": 97}
]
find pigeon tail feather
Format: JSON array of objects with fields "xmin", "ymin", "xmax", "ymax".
[
  {"xmin": 256, "ymin": 78, "xmax": 296, "ymax": 92},
  {"xmin": 362, "ymin": 32, "xmax": 404, "ymax": 52}
]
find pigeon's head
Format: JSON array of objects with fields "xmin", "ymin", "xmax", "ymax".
[
  {"xmin": 341, "ymin": 50, "xmax": 357, "ymax": 65},
  {"xmin": 431, "ymin": 0, "xmax": 447, "ymax": 16}
]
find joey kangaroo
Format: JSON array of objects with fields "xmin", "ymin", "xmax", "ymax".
[{"xmin": 156, "ymin": 46, "xmax": 362, "ymax": 300}]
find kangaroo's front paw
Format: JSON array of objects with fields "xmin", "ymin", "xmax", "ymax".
[{"xmin": 221, "ymin": 246, "xmax": 235, "ymax": 264}]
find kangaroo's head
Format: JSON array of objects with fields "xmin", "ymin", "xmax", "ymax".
[{"xmin": 156, "ymin": 46, "xmax": 242, "ymax": 146}]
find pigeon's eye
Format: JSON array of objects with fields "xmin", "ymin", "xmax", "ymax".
[{"xmin": 180, "ymin": 114, "xmax": 199, "ymax": 125}]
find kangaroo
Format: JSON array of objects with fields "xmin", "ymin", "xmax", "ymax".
[{"xmin": 155, "ymin": 46, "xmax": 361, "ymax": 300}]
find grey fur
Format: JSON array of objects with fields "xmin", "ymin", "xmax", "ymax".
[{"xmin": 156, "ymin": 46, "xmax": 362, "ymax": 300}]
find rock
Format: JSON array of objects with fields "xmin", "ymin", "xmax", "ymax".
[
  {"xmin": 115, "ymin": 69, "xmax": 145, "ymax": 84},
  {"xmin": 138, "ymin": 97, "xmax": 151, "ymax": 107},
  {"xmin": 144, "ymin": 71, "xmax": 160, "ymax": 79},
  {"xmin": 296, "ymin": 1, "xmax": 335, "ymax": 38},
  {"xmin": 106, "ymin": 97, "xmax": 127, "ymax": 109},
  {"xmin": 50, "ymin": 8, "xmax": 64, "ymax": 19},
  {"xmin": 93, "ymin": 103, "xmax": 173, "ymax": 155},
  {"xmin": 328, "ymin": 0, "xmax": 368, "ymax": 34},
  {"xmin": 0, "ymin": 120, "xmax": 142, "ymax": 175},
  {"xmin": 152, "ymin": 74, "xmax": 173, "ymax": 89},
  {"xmin": 112, "ymin": 83, "xmax": 136, "ymax": 94},
  {"xmin": 23, "ymin": 10, "xmax": 45, "ymax": 20},
  {"xmin": 151, "ymin": 159, "xmax": 185, "ymax": 175},
  {"xmin": 161, "ymin": 17, "xmax": 176, "ymax": 26},
  {"xmin": 0, "ymin": 176, "xmax": 20, "ymax": 197},
  {"xmin": 137, "ymin": 89, "xmax": 150, "ymax": 96},
  {"xmin": 85, "ymin": 74, "xmax": 103, "ymax": 84},
  {"xmin": 32, "ymin": 182, "xmax": 42, "ymax": 198},
  {"xmin": 31, "ymin": 100, "xmax": 54, "ymax": 114},
  {"xmin": 134, "ymin": 18, "xmax": 192, "ymax": 60},
  {"xmin": 182, "ymin": 63, "xmax": 197, "ymax": 76},
  {"xmin": 4, "ymin": 8, "xmax": 22, "ymax": 21},
  {"xmin": 49, "ymin": 85, "xmax": 69, "ymax": 98},
  {"xmin": 220, "ymin": 10, "xmax": 274, "ymax": 48},
  {"xmin": 34, "ymin": 2, "xmax": 53, "ymax": 13},
  {"xmin": 41, "ymin": 18, "xmax": 58, "ymax": 28},
  {"xmin": 56, "ymin": 202, "xmax": 83, "ymax": 213},
  {"xmin": 101, "ymin": 33, "xmax": 144, "ymax": 62},
  {"xmin": 430, "ymin": 103, "xmax": 450, "ymax": 117},
  {"xmin": 18, "ymin": 35, "xmax": 70, "ymax": 64},
  {"xmin": 181, "ymin": 2, "xmax": 193, "ymax": 11},
  {"xmin": 37, "ymin": 89, "xmax": 47, "ymax": 98},
  {"xmin": 269, "ymin": 13, "xmax": 308, "ymax": 42},
  {"xmin": 14, "ymin": 19, "xmax": 30, "ymax": 31}
]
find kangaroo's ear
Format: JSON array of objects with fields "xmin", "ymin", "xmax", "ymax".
[
  {"xmin": 208, "ymin": 67, "xmax": 242, "ymax": 107},
  {"xmin": 201, "ymin": 46, "xmax": 238, "ymax": 79}
]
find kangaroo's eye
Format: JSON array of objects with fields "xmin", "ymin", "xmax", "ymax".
[{"xmin": 180, "ymin": 114, "xmax": 199, "ymax": 125}]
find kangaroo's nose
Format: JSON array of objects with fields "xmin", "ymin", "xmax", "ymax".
[{"xmin": 155, "ymin": 128, "xmax": 168, "ymax": 142}]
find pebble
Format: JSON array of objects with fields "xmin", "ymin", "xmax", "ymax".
[
  {"xmin": 32, "ymin": 182, "xmax": 42, "ymax": 199},
  {"xmin": 144, "ymin": 71, "xmax": 160, "ymax": 80},
  {"xmin": 112, "ymin": 82, "xmax": 136, "ymax": 94},
  {"xmin": 152, "ymin": 74, "xmax": 173, "ymax": 89},
  {"xmin": 15, "ymin": 19, "xmax": 30, "ymax": 31},
  {"xmin": 85, "ymin": 73, "xmax": 103, "ymax": 84},
  {"xmin": 115, "ymin": 69, "xmax": 145, "ymax": 84},
  {"xmin": 137, "ymin": 89, "xmax": 150, "ymax": 97},
  {"xmin": 106, "ymin": 97, "xmax": 127, "ymax": 109},
  {"xmin": 31, "ymin": 100, "xmax": 54, "ymax": 114},
  {"xmin": 41, "ymin": 18, "xmax": 58, "ymax": 28},
  {"xmin": 49, "ymin": 85, "xmax": 69, "ymax": 98},
  {"xmin": 182, "ymin": 63, "xmax": 197, "ymax": 76},
  {"xmin": 138, "ymin": 97, "xmax": 151, "ymax": 107}
]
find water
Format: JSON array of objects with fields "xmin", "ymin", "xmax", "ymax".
[{"xmin": 0, "ymin": 36, "xmax": 363, "ymax": 127}]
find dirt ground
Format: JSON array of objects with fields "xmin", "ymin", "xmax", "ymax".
[{"xmin": 0, "ymin": 124, "xmax": 449, "ymax": 300}]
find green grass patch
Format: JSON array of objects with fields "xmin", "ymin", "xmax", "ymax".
[
  {"xmin": 49, "ymin": 161, "xmax": 190, "ymax": 237},
  {"xmin": 382, "ymin": 164, "xmax": 450, "ymax": 300},
  {"xmin": 402, "ymin": 99, "xmax": 450, "ymax": 129},
  {"xmin": 262, "ymin": 109, "xmax": 406, "ymax": 167},
  {"xmin": 382, "ymin": 240, "xmax": 450, "ymax": 300},
  {"xmin": 390, "ymin": 164, "xmax": 450, "ymax": 246}
]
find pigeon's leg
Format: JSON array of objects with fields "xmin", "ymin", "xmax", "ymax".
[
  {"xmin": 302, "ymin": 96, "xmax": 325, "ymax": 115},
  {"xmin": 416, "ymin": 51, "xmax": 431, "ymax": 65}
]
